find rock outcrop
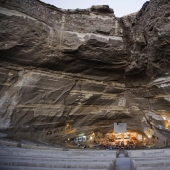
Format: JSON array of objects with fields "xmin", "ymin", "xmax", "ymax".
[{"xmin": 0, "ymin": 0, "xmax": 170, "ymax": 147}]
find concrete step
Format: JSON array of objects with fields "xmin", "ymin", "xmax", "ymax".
[
  {"xmin": 0, "ymin": 155, "xmax": 114, "ymax": 162},
  {"xmin": 0, "ymin": 158, "xmax": 113, "ymax": 169},
  {"xmin": 132, "ymin": 160, "xmax": 170, "ymax": 167},
  {"xmin": 0, "ymin": 165, "xmax": 107, "ymax": 170},
  {"xmin": 132, "ymin": 157, "xmax": 170, "ymax": 161},
  {"xmin": 136, "ymin": 167, "xmax": 170, "ymax": 170},
  {"xmin": 0, "ymin": 149, "xmax": 116, "ymax": 159},
  {"xmin": 131, "ymin": 160, "xmax": 170, "ymax": 170}
]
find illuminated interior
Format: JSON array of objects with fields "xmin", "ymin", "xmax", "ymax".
[
  {"xmin": 65, "ymin": 130, "xmax": 150, "ymax": 149},
  {"xmin": 43, "ymin": 117, "xmax": 170, "ymax": 149}
]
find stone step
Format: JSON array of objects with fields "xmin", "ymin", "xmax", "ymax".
[
  {"xmin": 132, "ymin": 157, "xmax": 170, "ymax": 161},
  {"xmin": 132, "ymin": 160, "xmax": 170, "ymax": 167},
  {"xmin": 0, "ymin": 165, "xmax": 107, "ymax": 170},
  {"xmin": 131, "ymin": 160, "xmax": 170, "ymax": 170},
  {"xmin": 136, "ymin": 167, "xmax": 170, "ymax": 170},
  {"xmin": 0, "ymin": 158, "xmax": 113, "ymax": 170},
  {"xmin": 0, "ymin": 148, "xmax": 116, "ymax": 159},
  {"xmin": 0, "ymin": 155, "xmax": 114, "ymax": 162}
]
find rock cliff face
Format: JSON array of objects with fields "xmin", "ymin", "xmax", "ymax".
[{"xmin": 0, "ymin": 0, "xmax": 170, "ymax": 147}]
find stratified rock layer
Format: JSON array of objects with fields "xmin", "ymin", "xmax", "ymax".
[{"xmin": 0, "ymin": 0, "xmax": 170, "ymax": 147}]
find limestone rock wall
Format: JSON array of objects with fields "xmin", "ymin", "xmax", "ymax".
[
  {"xmin": 121, "ymin": 0, "xmax": 170, "ymax": 77},
  {"xmin": 0, "ymin": 0, "xmax": 170, "ymax": 147},
  {"xmin": 0, "ymin": 0, "xmax": 125, "ymax": 79}
]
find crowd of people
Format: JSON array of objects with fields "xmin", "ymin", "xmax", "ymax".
[{"xmin": 72, "ymin": 139, "xmax": 145, "ymax": 150}]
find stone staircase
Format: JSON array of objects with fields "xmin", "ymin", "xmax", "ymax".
[
  {"xmin": 2, "ymin": 141, "xmax": 170, "ymax": 170},
  {"xmin": 131, "ymin": 157, "xmax": 170, "ymax": 170},
  {"xmin": 0, "ymin": 145, "xmax": 116, "ymax": 170},
  {"xmin": 130, "ymin": 149, "xmax": 170, "ymax": 170}
]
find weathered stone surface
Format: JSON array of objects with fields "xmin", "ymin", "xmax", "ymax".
[
  {"xmin": 0, "ymin": 0, "xmax": 170, "ymax": 147},
  {"xmin": 121, "ymin": 0, "xmax": 170, "ymax": 78}
]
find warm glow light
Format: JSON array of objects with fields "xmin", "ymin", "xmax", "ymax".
[
  {"xmin": 148, "ymin": 135, "xmax": 152, "ymax": 138},
  {"xmin": 163, "ymin": 116, "xmax": 167, "ymax": 120},
  {"xmin": 90, "ymin": 136, "xmax": 93, "ymax": 140},
  {"xmin": 163, "ymin": 121, "xmax": 170, "ymax": 129}
]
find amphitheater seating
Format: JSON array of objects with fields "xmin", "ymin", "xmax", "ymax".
[
  {"xmin": 0, "ymin": 143, "xmax": 116, "ymax": 170},
  {"xmin": 130, "ymin": 149, "xmax": 170, "ymax": 170},
  {"xmin": 2, "ymin": 140, "xmax": 170, "ymax": 170}
]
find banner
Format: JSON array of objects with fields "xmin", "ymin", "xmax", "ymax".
[{"xmin": 114, "ymin": 123, "xmax": 127, "ymax": 133}]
